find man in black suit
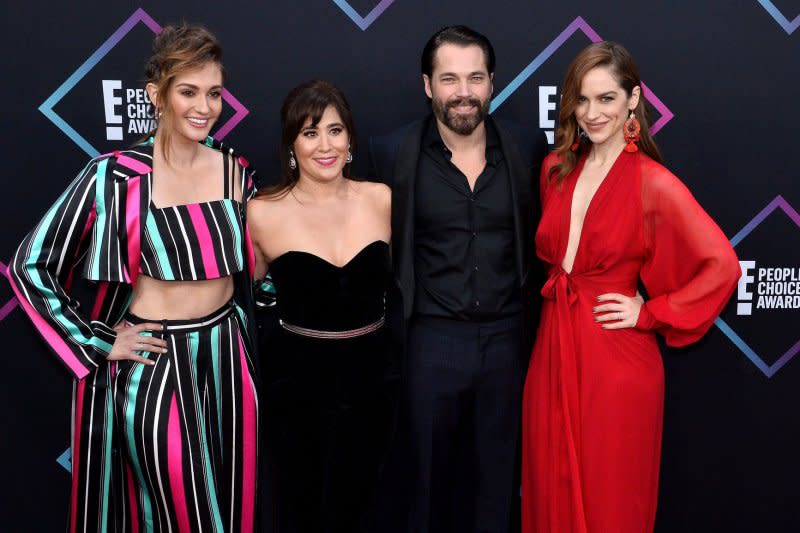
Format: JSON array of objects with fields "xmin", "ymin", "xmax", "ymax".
[{"xmin": 370, "ymin": 25, "xmax": 548, "ymax": 532}]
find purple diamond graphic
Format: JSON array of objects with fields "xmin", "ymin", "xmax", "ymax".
[
  {"xmin": 0, "ymin": 260, "xmax": 18, "ymax": 323},
  {"xmin": 330, "ymin": 0, "xmax": 397, "ymax": 31},
  {"xmin": 716, "ymin": 195, "xmax": 800, "ymax": 378},
  {"xmin": 756, "ymin": 0, "xmax": 800, "ymax": 34},
  {"xmin": 39, "ymin": 8, "xmax": 249, "ymax": 157},
  {"xmin": 490, "ymin": 16, "xmax": 674, "ymax": 135}
]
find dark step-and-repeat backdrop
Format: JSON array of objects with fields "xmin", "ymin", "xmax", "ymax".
[{"xmin": 1, "ymin": 1, "xmax": 798, "ymax": 530}]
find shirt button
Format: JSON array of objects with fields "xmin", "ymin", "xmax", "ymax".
[
  {"xmin": 475, "ymin": 300, "xmax": 480, "ymax": 307},
  {"xmin": 474, "ymin": 265, "xmax": 479, "ymax": 271},
  {"xmin": 472, "ymin": 231, "xmax": 477, "ymax": 237}
]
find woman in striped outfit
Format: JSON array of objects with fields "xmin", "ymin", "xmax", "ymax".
[{"xmin": 8, "ymin": 25, "xmax": 259, "ymax": 531}]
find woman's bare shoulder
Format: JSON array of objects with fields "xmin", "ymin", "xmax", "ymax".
[
  {"xmin": 352, "ymin": 179, "xmax": 390, "ymax": 207},
  {"xmin": 248, "ymin": 189, "xmax": 295, "ymax": 226}
]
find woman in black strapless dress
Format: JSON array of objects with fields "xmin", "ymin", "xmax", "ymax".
[{"xmin": 248, "ymin": 80, "xmax": 394, "ymax": 533}]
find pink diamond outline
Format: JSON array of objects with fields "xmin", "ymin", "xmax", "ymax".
[
  {"xmin": 490, "ymin": 16, "xmax": 674, "ymax": 135},
  {"xmin": 330, "ymin": 0, "xmax": 397, "ymax": 31},
  {"xmin": 756, "ymin": 0, "xmax": 800, "ymax": 35},
  {"xmin": 0, "ymin": 260, "xmax": 19, "ymax": 323},
  {"xmin": 39, "ymin": 8, "xmax": 249, "ymax": 157},
  {"xmin": 715, "ymin": 195, "xmax": 800, "ymax": 378}
]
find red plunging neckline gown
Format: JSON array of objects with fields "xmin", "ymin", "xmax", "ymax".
[{"xmin": 521, "ymin": 149, "xmax": 739, "ymax": 533}]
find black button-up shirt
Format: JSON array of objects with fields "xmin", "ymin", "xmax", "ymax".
[{"xmin": 413, "ymin": 116, "xmax": 521, "ymax": 321}]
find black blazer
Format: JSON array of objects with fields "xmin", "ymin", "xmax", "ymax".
[{"xmin": 369, "ymin": 115, "xmax": 548, "ymax": 351}]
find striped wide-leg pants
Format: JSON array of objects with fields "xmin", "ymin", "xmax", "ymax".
[{"xmin": 113, "ymin": 303, "xmax": 258, "ymax": 532}]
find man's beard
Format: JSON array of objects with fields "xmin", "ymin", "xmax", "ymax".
[{"xmin": 432, "ymin": 95, "xmax": 490, "ymax": 135}]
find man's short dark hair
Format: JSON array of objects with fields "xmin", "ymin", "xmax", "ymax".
[{"xmin": 420, "ymin": 25, "xmax": 496, "ymax": 77}]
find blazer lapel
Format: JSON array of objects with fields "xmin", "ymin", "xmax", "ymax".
[
  {"xmin": 497, "ymin": 124, "xmax": 532, "ymax": 288},
  {"xmin": 113, "ymin": 142, "xmax": 154, "ymax": 287},
  {"xmin": 392, "ymin": 120, "xmax": 425, "ymax": 320}
]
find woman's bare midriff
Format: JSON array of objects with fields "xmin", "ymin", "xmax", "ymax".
[{"xmin": 127, "ymin": 274, "xmax": 235, "ymax": 320}]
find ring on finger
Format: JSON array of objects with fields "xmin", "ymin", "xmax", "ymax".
[{"xmin": 617, "ymin": 312, "xmax": 623, "ymax": 321}]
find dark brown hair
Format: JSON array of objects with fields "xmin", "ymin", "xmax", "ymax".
[
  {"xmin": 258, "ymin": 80, "xmax": 356, "ymax": 198},
  {"xmin": 145, "ymin": 24, "xmax": 224, "ymax": 160},
  {"xmin": 421, "ymin": 25, "xmax": 495, "ymax": 77},
  {"xmin": 551, "ymin": 41, "xmax": 662, "ymax": 183}
]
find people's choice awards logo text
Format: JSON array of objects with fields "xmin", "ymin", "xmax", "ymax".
[
  {"xmin": 101, "ymin": 82, "xmax": 156, "ymax": 140},
  {"xmin": 717, "ymin": 196, "xmax": 800, "ymax": 378},
  {"xmin": 40, "ymin": 8, "xmax": 248, "ymax": 157}
]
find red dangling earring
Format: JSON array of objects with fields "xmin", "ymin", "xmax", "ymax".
[
  {"xmin": 570, "ymin": 128, "xmax": 582, "ymax": 152},
  {"xmin": 624, "ymin": 110, "xmax": 640, "ymax": 153}
]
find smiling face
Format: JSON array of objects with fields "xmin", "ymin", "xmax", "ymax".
[
  {"xmin": 574, "ymin": 66, "xmax": 640, "ymax": 150},
  {"xmin": 424, "ymin": 43, "xmax": 493, "ymax": 136},
  {"xmin": 147, "ymin": 61, "xmax": 223, "ymax": 145},
  {"xmin": 292, "ymin": 105, "xmax": 349, "ymax": 184}
]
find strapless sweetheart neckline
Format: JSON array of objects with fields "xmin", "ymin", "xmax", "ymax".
[{"xmin": 271, "ymin": 240, "xmax": 388, "ymax": 269}]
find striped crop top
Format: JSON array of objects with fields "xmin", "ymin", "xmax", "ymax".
[{"xmin": 140, "ymin": 154, "xmax": 245, "ymax": 281}]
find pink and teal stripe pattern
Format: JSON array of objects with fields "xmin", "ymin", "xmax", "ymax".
[
  {"xmin": 8, "ymin": 156, "xmax": 125, "ymax": 378},
  {"xmin": 140, "ymin": 199, "xmax": 244, "ymax": 282},
  {"xmin": 113, "ymin": 307, "xmax": 258, "ymax": 531},
  {"xmin": 8, "ymin": 136, "xmax": 259, "ymax": 531}
]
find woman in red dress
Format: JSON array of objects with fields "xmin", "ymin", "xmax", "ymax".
[{"xmin": 521, "ymin": 41, "xmax": 740, "ymax": 533}]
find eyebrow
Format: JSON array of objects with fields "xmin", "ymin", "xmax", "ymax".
[
  {"xmin": 175, "ymin": 83, "xmax": 223, "ymax": 90},
  {"xmin": 579, "ymin": 90, "xmax": 619, "ymax": 97},
  {"xmin": 302, "ymin": 122, "xmax": 345, "ymax": 130},
  {"xmin": 438, "ymin": 71, "xmax": 487, "ymax": 77}
]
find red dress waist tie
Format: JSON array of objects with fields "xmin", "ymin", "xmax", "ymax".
[{"xmin": 540, "ymin": 267, "xmax": 587, "ymax": 531}]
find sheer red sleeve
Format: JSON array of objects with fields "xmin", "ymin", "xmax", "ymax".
[
  {"xmin": 635, "ymin": 158, "xmax": 740, "ymax": 347},
  {"xmin": 540, "ymin": 152, "xmax": 560, "ymax": 207}
]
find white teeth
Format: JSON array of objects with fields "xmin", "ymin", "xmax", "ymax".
[{"xmin": 187, "ymin": 118, "xmax": 207, "ymax": 125}]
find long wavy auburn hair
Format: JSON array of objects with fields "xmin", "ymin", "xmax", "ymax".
[{"xmin": 550, "ymin": 41, "xmax": 662, "ymax": 184}]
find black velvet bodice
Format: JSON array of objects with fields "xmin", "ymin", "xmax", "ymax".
[{"xmin": 268, "ymin": 240, "xmax": 390, "ymax": 331}]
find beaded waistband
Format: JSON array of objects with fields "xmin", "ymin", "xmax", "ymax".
[{"xmin": 278, "ymin": 316, "xmax": 385, "ymax": 339}]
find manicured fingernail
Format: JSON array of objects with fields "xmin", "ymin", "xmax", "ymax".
[{"xmin": 162, "ymin": 348, "xmax": 168, "ymax": 353}]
